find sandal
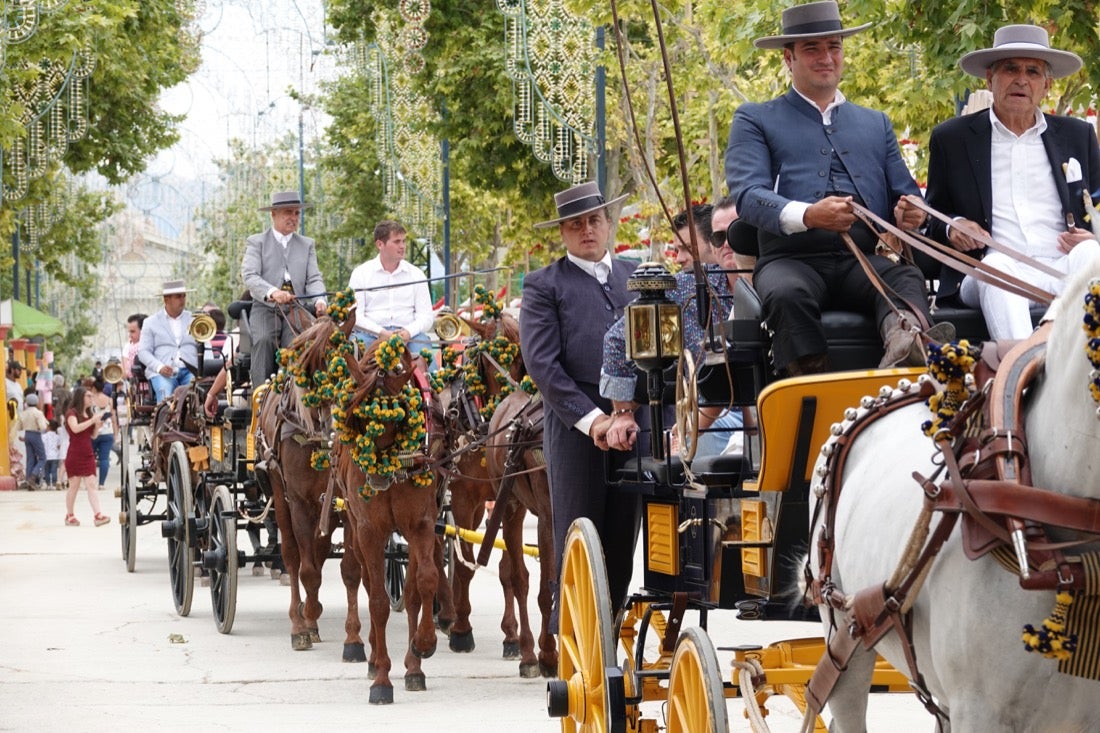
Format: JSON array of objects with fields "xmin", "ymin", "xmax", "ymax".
[
  {"xmin": 65, "ymin": 514, "xmax": 80, "ymax": 527},
  {"xmin": 94, "ymin": 513, "xmax": 111, "ymax": 527}
]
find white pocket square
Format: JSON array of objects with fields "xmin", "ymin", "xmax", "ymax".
[{"xmin": 1064, "ymin": 157, "xmax": 1083, "ymax": 183}]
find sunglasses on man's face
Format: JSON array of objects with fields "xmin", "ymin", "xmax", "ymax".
[{"xmin": 709, "ymin": 229, "xmax": 728, "ymax": 248}]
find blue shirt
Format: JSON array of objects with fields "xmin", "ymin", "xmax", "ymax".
[{"xmin": 599, "ymin": 266, "xmax": 732, "ymax": 401}]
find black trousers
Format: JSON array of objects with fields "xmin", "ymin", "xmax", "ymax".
[{"xmin": 755, "ymin": 234, "xmax": 930, "ymax": 370}]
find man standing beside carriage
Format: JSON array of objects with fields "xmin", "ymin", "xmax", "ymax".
[
  {"xmin": 725, "ymin": 0, "xmax": 949, "ymax": 376},
  {"xmin": 241, "ymin": 191, "xmax": 328, "ymax": 389},
  {"xmin": 520, "ymin": 181, "xmax": 646, "ymax": 629},
  {"xmin": 924, "ymin": 24, "xmax": 1100, "ymax": 340}
]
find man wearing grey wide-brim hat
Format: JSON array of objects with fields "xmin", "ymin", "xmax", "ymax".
[
  {"xmin": 519, "ymin": 180, "xmax": 646, "ymax": 629},
  {"xmin": 925, "ymin": 23, "xmax": 1100, "ymax": 340},
  {"xmin": 725, "ymin": 0, "xmax": 945, "ymax": 374},
  {"xmin": 241, "ymin": 190, "xmax": 328, "ymax": 388}
]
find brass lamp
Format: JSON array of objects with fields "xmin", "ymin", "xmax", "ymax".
[{"xmin": 624, "ymin": 262, "xmax": 682, "ymax": 458}]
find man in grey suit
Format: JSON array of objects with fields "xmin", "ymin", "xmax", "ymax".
[
  {"xmin": 137, "ymin": 280, "xmax": 197, "ymax": 402},
  {"xmin": 725, "ymin": 1, "xmax": 945, "ymax": 374},
  {"xmin": 520, "ymin": 181, "xmax": 644, "ymax": 628},
  {"xmin": 241, "ymin": 191, "xmax": 327, "ymax": 388}
]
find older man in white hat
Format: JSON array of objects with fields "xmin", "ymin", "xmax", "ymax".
[
  {"xmin": 519, "ymin": 180, "xmax": 646, "ymax": 629},
  {"xmin": 137, "ymin": 280, "xmax": 198, "ymax": 402},
  {"xmin": 242, "ymin": 190, "xmax": 328, "ymax": 388},
  {"xmin": 925, "ymin": 24, "xmax": 1100, "ymax": 340}
]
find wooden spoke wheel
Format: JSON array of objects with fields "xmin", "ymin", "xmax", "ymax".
[
  {"xmin": 547, "ymin": 518, "xmax": 626, "ymax": 733},
  {"xmin": 205, "ymin": 485, "xmax": 239, "ymax": 634},
  {"xmin": 667, "ymin": 627, "xmax": 729, "ymax": 733},
  {"xmin": 675, "ymin": 350, "xmax": 699, "ymax": 463},
  {"xmin": 119, "ymin": 429, "xmax": 138, "ymax": 573},
  {"xmin": 164, "ymin": 441, "xmax": 195, "ymax": 617},
  {"xmin": 385, "ymin": 532, "xmax": 408, "ymax": 612}
]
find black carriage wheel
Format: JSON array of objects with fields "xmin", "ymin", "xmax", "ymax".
[
  {"xmin": 165, "ymin": 441, "xmax": 196, "ymax": 616},
  {"xmin": 440, "ymin": 507, "xmax": 456, "ymax": 587},
  {"xmin": 385, "ymin": 533, "xmax": 408, "ymax": 612},
  {"xmin": 120, "ymin": 430, "xmax": 138, "ymax": 573},
  {"xmin": 207, "ymin": 485, "xmax": 238, "ymax": 634}
]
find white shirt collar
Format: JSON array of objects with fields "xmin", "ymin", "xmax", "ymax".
[
  {"xmin": 566, "ymin": 251, "xmax": 613, "ymax": 281},
  {"xmin": 274, "ymin": 230, "xmax": 292, "ymax": 247},
  {"xmin": 793, "ymin": 86, "xmax": 846, "ymax": 124},
  {"xmin": 989, "ymin": 106, "xmax": 1046, "ymax": 139}
]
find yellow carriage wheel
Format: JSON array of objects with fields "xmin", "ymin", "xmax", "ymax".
[
  {"xmin": 548, "ymin": 518, "xmax": 626, "ymax": 733},
  {"xmin": 667, "ymin": 627, "xmax": 729, "ymax": 733}
]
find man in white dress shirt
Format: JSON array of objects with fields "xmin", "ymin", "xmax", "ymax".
[
  {"xmin": 347, "ymin": 220, "xmax": 435, "ymax": 362},
  {"xmin": 137, "ymin": 280, "xmax": 198, "ymax": 402}
]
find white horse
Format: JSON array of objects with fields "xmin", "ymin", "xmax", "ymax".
[{"xmin": 808, "ymin": 259, "xmax": 1100, "ymax": 732}]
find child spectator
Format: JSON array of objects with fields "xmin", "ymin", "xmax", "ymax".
[{"xmin": 43, "ymin": 419, "xmax": 61, "ymax": 490}]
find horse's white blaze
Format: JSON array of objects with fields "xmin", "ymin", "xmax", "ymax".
[{"xmin": 810, "ymin": 260, "xmax": 1100, "ymax": 732}]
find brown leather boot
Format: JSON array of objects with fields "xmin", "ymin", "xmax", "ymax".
[
  {"xmin": 784, "ymin": 353, "xmax": 831, "ymax": 376},
  {"xmin": 879, "ymin": 312, "xmax": 957, "ymax": 368}
]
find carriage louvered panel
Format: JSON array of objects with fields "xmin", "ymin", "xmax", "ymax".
[
  {"xmin": 211, "ymin": 426, "xmax": 224, "ymax": 463},
  {"xmin": 741, "ymin": 499, "xmax": 767, "ymax": 578},
  {"xmin": 646, "ymin": 503, "xmax": 678, "ymax": 576}
]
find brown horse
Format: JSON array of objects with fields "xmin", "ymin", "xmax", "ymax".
[
  {"xmin": 253, "ymin": 315, "xmax": 366, "ymax": 661},
  {"xmin": 437, "ymin": 311, "xmax": 557, "ymax": 677},
  {"xmin": 333, "ymin": 336, "xmax": 443, "ymax": 704}
]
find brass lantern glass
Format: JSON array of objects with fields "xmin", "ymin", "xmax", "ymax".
[{"xmin": 624, "ymin": 262, "xmax": 681, "ymax": 372}]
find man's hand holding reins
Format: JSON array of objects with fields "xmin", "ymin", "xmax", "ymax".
[
  {"xmin": 804, "ymin": 195, "xmax": 857, "ymax": 232},
  {"xmin": 1058, "ymin": 226, "xmax": 1097, "ymax": 255},
  {"xmin": 947, "ymin": 218, "xmax": 989, "ymax": 252}
]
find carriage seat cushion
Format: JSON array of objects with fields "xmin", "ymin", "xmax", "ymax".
[{"xmin": 615, "ymin": 456, "xmax": 685, "ymax": 491}]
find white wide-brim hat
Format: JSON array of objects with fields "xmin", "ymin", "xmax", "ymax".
[
  {"xmin": 753, "ymin": 1, "xmax": 870, "ymax": 50},
  {"xmin": 959, "ymin": 24, "xmax": 1082, "ymax": 79},
  {"xmin": 534, "ymin": 181, "xmax": 629, "ymax": 230},
  {"xmin": 161, "ymin": 279, "xmax": 193, "ymax": 296}
]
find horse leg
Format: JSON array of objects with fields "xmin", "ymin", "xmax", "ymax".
[
  {"xmin": 273, "ymin": 477, "xmax": 310, "ymax": 651},
  {"xmin": 820, "ymin": 642, "xmax": 877, "ymax": 733},
  {"xmin": 339, "ymin": 519, "xmax": 366, "ymax": 663},
  {"xmin": 446, "ymin": 484, "xmax": 478, "ymax": 653},
  {"xmin": 357, "ymin": 511, "xmax": 394, "ymax": 704},
  {"xmin": 501, "ymin": 502, "xmax": 539, "ymax": 678},
  {"xmin": 432, "ymin": 523, "xmax": 455, "ymax": 636},
  {"xmin": 533, "ymin": 485, "xmax": 558, "ymax": 677},
  {"xmin": 296, "ymin": 500, "xmax": 326, "ymax": 643},
  {"xmin": 402, "ymin": 500, "xmax": 440, "ymax": 692}
]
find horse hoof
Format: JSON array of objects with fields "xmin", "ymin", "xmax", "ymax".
[
  {"xmin": 404, "ymin": 672, "xmax": 427, "ymax": 692},
  {"xmin": 279, "ymin": 574, "xmax": 291, "ymax": 587},
  {"xmin": 291, "ymin": 632, "xmax": 313, "ymax": 651},
  {"xmin": 519, "ymin": 662, "xmax": 540, "ymax": 679},
  {"xmin": 449, "ymin": 630, "xmax": 475, "ymax": 653},
  {"xmin": 308, "ymin": 628, "xmax": 321, "ymax": 643},
  {"xmin": 539, "ymin": 662, "xmax": 556, "ymax": 679},
  {"xmin": 368, "ymin": 684, "xmax": 394, "ymax": 705},
  {"xmin": 413, "ymin": 641, "xmax": 437, "ymax": 660},
  {"xmin": 502, "ymin": 641, "xmax": 520, "ymax": 659},
  {"xmin": 251, "ymin": 566, "xmax": 265, "ymax": 577},
  {"xmin": 435, "ymin": 616, "xmax": 454, "ymax": 636},
  {"xmin": 342, "ymin": 642, "xmax": 366, "ymax": 663}
]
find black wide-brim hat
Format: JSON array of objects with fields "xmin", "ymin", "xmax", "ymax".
[
  {"xmin": 754, "ymin": 1, "xmax": 870, "ymax": 50},
  {"xmin": 534, "ymin": 181, "xmax": 629, "ymax": 230}
]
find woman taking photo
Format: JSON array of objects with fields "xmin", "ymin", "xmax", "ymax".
[
  {"xmin": 64, "ymin": 385, "xmax": 110, "ymax": 526},
  {"xmin": 88, "ymin": 376, "xmax": 117, "ymax": 491}
]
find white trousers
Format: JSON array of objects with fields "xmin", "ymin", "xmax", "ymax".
[{"xmin": 959, "ymin": 239, "xmax": 1100, "ymax": 340}]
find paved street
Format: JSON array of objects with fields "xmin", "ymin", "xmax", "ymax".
[{"xmin": 0, "ymin": 461, "xmax": 928, "ymax": 732}]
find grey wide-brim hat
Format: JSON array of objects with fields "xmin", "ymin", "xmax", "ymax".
[
  {"xmin": 533, "ymin": 181, "xmax": 628, "ymax": 230},
  {"xmin": 161, "ymin": 279, "xmax": 193, "ymax": 296},
  {"xmin": 959, "ymin": 24, "xmax": 1082, "ymax": 79},
  {"xmin": 259, "ymin": 190, "xmax": 313, "ymax": 211},
  {"xmin": 754, "ymin": 1, "xmax": 870, "ymax": 50}
]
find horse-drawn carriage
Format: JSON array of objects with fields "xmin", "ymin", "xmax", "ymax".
[
  {"xmin": 116, "ymin": 310, "xmax": 289, "ymax": 633},
  {"xmin": 545, "ymin": 250, "xmax": 1100, "ymax": 731}
]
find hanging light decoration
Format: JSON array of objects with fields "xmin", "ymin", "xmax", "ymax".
[{"xmin": 495, "ymin": 0, "xmax": 597, "ymax": 183}]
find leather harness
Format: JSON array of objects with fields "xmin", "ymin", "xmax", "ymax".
[{"xmin": 804, "ymin": 322, "xmax": 1100, "ymax": 723}]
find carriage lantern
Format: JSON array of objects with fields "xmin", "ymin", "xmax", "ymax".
[{"xmin": 624, "ymin": 262, "xmax": 682, "ymax": 458}]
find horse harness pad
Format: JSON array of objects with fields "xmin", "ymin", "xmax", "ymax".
[{"xmin": 806, "ymin": 323, "xmax": 1100, "ymax": 721}]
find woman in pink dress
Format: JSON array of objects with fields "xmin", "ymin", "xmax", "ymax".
[{"xmin": 64, "ymin": 386, "xmax": 110, "ymax": 527}]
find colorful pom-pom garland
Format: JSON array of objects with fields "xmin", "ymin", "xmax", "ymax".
[
  {"xmin": 921, "ymin": 340, "xmax": 980, "ymax": 439},
  {"xmin": 1022, "ymin": 590, "xmax": 1078, "ymax": 661},
  {"xmin": 1083, "ymin": 278, "xmax": 1100, "ymax": 410}
]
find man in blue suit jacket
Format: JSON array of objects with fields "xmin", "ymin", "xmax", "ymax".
[
  {"xmin": 725, "ymin": 1, "xmax": 942, "ymax": 374},
  {"xmin": 520, "ymin": 181, "xmax": 642, "ymax": 627},
  {"xmin": 241, "ymin": 191, "xmax": 327, "ymax": 388},
  {"xmin": 137, "ymin": 280, "xmax": 197, "ymax": 402},
  {"xmin": 925, "ymin": 24, "xmax": 1100, "ymax": 340}
]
